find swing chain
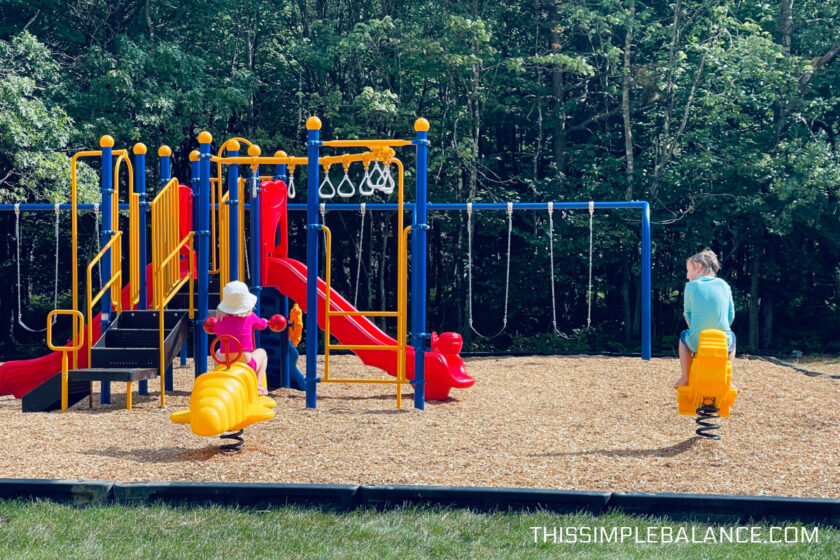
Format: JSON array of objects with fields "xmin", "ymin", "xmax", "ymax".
[
  {"xmin": 467, "ymin": 202, "xmax": 512, "ymax": 339},
  {"xmin": 14, "ymin": 204, "xmax": 59, "ymax": 332},
  {"xmin": 353, "ymin": 203, "xmax": 366, "ymax": 308}
]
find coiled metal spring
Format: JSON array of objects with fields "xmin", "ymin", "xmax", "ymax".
[
  {"xmin": 695, "ymin": 406, "xmax": 721, "ymax": 440},
  {"xmin": 220, "ymin": 429, "xmax": 245, "ymax": 452}
]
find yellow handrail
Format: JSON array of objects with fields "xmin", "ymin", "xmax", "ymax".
[
  {"xmin": 70, "ymin": 150, "xmax": 102, "ymax": 369},
  {"xmin": 150, "ymin": 178, "xmax": 181, "ymax": 308},
  {"xmin": 129, "ymin": 192, "xmax": 140, "ymax": 308},
  {"xmin": 86, "ymin": 232, "xmax": 123, "ymax": 368},
  {"xmin": 46, "ymin": 310, "xmax": 84, "ymax": 412},
  {"xmin": 157, "ymin": 232, "xmax": 195, "ymax": 407},
  {"xmin": 218, "ymin": 190, "xmax": 230, "ymax": 289}
]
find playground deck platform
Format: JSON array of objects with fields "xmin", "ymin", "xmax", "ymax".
[{"xmin": 0, "ymin": 355, "xmax": 837, "ymax": 499}]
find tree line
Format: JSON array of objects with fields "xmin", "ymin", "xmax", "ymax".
[{"xmin": 1, "ymin": 0, "xmax": 839, "ymax": 358}]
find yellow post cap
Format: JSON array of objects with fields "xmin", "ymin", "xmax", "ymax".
[
  {"xmin": 99, "ymin": 135, "xmax": 115, "ymax": 148},
  {"xmin": 247, "ymin": 145, "xmax": 261, "ymax": 157},
  {"xmin": 198, "ymin": 131, "xmax": 213, "ymax": 144},
  {"xmin": 158, "ymin": 145, "xmax": 172, "ymax": 157},
  {"xmin": 274, "ymin": 150, "xmax": 288, "ymax": 158},
  {"xmin": 414, "ymin": 118, "xmax": 430, "ymax": 132},
  {"xmin": 189, "ymin": 150, "xmax": 200, "ymax": 162},
  {"xmin": 306, "ymin": 116, "xmax": 322, "ymax": 130},
  {"xmin": 132, "ymin": 143, "xmax": 147, "ymax": 155},
  {"xmin": 225, "ymin": 139, "xmax": 241, "ymax": 152}
]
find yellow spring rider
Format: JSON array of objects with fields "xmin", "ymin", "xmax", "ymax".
[
  {"xmin": 676, "ymin": 329, "xmax": 738, "ymax": 440},
  {"xmin": 171, "ymin": 334, "xmax": 276, "ymax": 450}
]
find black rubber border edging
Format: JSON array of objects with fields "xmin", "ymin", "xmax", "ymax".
[{"xmin": 0, "ymin": 479, "xmax": 837, "ymax": 526}]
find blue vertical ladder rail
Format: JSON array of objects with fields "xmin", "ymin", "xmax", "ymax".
[
  {"xmin": 248, "ymin": 145, "xmax": 262, "ymax": 349},
  {"xmin": 411, "ymin": 119, "xmax": 430, "ymax": 409},
  {"xmin": 133, "ymin": 143, "xmax": 149, "ymax": 396},
  {"xmin": 227, "ymin": 141, "xmax": 240, "ymax": 282},
  {"xmin": 98, "ymin": 135, "xmax": 114, "ymax": 404},
  {"xmin": 196, "ymin": 132, "xmax": 212, "ymax": 377},
  {"xmin": 305, "ymin": 118, "xmax": 322, "ymax": 409}
]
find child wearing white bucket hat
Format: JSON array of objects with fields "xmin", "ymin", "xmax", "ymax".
[{"xmin": 212, "ymin": 281, "xmax": 270, "ymax": 394}]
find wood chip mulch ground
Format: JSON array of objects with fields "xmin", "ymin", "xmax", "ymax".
[{"xmin": 1, "ymin": 354, "xmax": 838, "ymax": 498}]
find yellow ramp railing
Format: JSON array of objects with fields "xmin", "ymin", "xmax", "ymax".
[
  {"xmin": 150, "ymin": 178, "xmax": 181, "ymax": 308},
  {"xmin": 86, "ymin": 232, "xmax": 123, "ymax": 368}
]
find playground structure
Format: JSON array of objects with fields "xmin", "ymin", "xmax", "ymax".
[
  {"xmin": 677, "ymin": 329, "xmax": 739, "ymax": 440},
  {"xmin": 0, "ymin": 117, "xmax": 656, "ymax": 416}
]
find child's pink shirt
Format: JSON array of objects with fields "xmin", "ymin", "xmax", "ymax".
[{"xmin": 213, "ymin": 313, "xmax": 267, "ymax": 351}]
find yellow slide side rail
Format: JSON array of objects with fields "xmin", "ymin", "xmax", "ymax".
[
  {"xmin": 46, "ymin": 310, "xmax": 84, "ymax": 412},
  {"xmin": 150, "ymin": 178, "xmax": 181, "ymax": 308},
  {"xmin": 157, "ymin": 233, "xmax": 195, "ymax": 407}
]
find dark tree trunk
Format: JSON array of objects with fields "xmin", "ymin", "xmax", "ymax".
[
  {"xmin": 622, "ymin": 261, "xmax": 632, "ymax": 341},
  {"xmin": 748, "ymin": 250, "xmax": 761, "ymax": 350}
]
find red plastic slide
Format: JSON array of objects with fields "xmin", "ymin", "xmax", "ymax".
[
  {"xmin": 265, "ymin": 256, "xmax": 475, "ymax": 400},
  {"xmin": 0, "ymin": 258, "xmax": 191, "ymax": 399}
]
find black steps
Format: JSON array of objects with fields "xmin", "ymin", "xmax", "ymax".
[
  {"xmin": 22, "ymin": 374, "xmax": 89, "ymax": 413},
  {"xmin": 22, "ymin": 309, "xmax": 190, "ymax": 413},
  {"xmin": 69, "ymin": 368, "xmax": 158, "ymax": 383}
]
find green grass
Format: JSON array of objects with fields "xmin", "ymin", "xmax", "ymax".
[{"xmin": 0, "ymin": 500, "xmax": 837, "ymax": 559}]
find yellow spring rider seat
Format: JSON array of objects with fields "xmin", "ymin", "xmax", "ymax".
[
  {"xmin": 171, "ymin": 334, "xmax": 276, "ymax": 450},
  {"xmin": 677, "ymin": 329, "xmax": 738, "ymax": 440}
]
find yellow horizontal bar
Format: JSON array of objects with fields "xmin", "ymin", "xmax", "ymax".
[
  {"xmin": 321, "ymin": 378, "xmax": 410, "ymax": 384},
  {"xmin": 214, "ymin": 152, "xmax": 399, "ymax": 168},
  {"xmin": 327, "ymin": 311, "xmax": 399, "ymax": 317},
  {"xmin": 328, "ymin": 344, "xmax": 399, "ymax": 351},
  {"xmin": 321, "ymin": 140, "xmax": 412, "ymax": 148}
]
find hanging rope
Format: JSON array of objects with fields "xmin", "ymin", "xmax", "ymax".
[
  {"xmin": 353, "ymin": 203, "xmax": 366, "ymax": 308},
  {"xmin": 467, "ymin": 202, "xmax": 513, "ymax": 339},
  {"xmin": 15, "ymin": 204, "xmax": 60, "ymax": 333},
  {"xmin": 547, "ymin": 202, "xmax": 571, "ymax": 339},
  {"xmin": 547, "ymin": 201, "xmax": 595, "ymax": 337}
]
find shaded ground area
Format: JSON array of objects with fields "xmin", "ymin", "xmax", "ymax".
[{"xmin": 1, "ymin": 355, "xmax": 837, "ymax": 498}]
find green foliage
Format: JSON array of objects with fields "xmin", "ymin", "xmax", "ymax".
[{"xmin": 1, "ymin": 0, "xmax": 840, "ymax": 355}]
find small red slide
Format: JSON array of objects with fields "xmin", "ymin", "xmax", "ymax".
[
  {"xmin": 0, "ymin": 258, "xmax": 190, "ymax": 400},
  {"xmin": 265, "ymin": 256, "xmax": 475, "ymax": 400}
]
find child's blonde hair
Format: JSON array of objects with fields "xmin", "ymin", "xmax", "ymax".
[{"xmin": 688, "ymin": 249, "xmax": 720, "ymax": 276}]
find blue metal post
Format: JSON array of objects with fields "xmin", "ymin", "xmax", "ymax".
[
  {"xmin": 99, "ymin": 135, "xmax": 114, "ymax": 405},
  {"xmin": 248, "ymin": 145, "xmax": 262, "ymax": 348},
  {"xmin": 189, "ymin": 151, "xmax": 200, "ymax": 367},
  {"xmin": 227, "ymin": 141, "xmax": 240, "ymax": 281},
  {"xmin": 412, "ymin": 119, "xmax": 430, "ymax": 410},
  {"xmin": 275, "ymin": 154, "xmax": 290, "ymax": 389},
  {"xmin": 133, "ymin": 143, "xmax": 149, "ymax": 396},
  {"xmin": 641, "ymin": 202, "xmax": 652, "ymax": 360},
  {"xmin": 305, "ymin": 117, "xmax": 322, "ymax": 408},
  {"xmin": 196, "ymin": 132, "xmax": 213, "ymax": 376}
]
